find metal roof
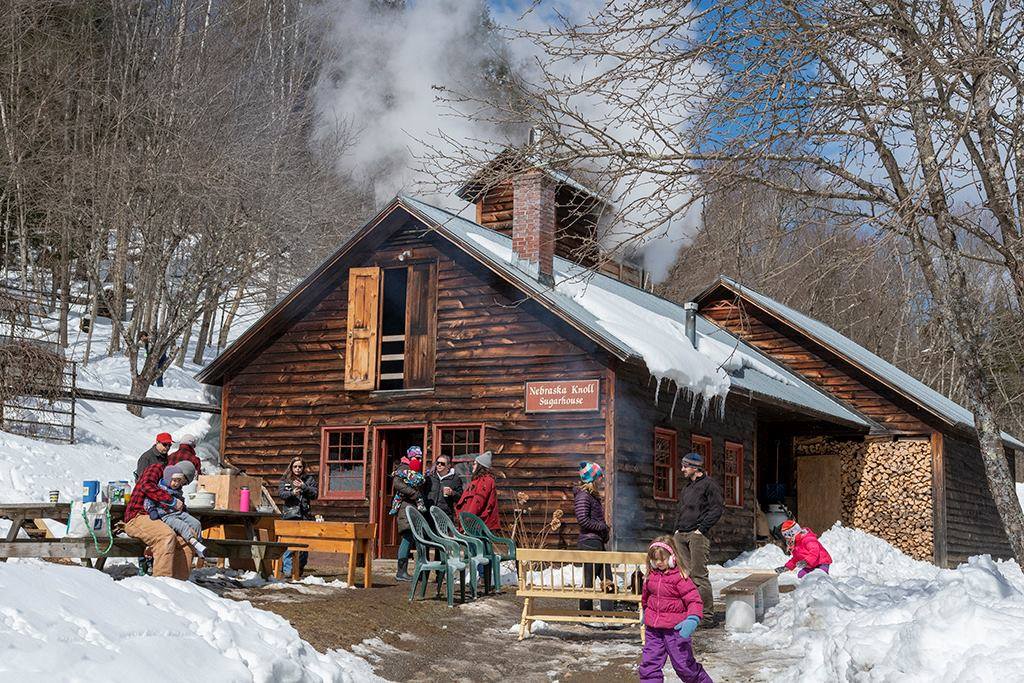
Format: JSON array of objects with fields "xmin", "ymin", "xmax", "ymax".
[
  {"xmin": 400, "ymin": 196, "xmax": 872, "ymax": 429},
  {"xmin": 710, "ymin": 276, "xmax": 1024, "ymax": 449}
]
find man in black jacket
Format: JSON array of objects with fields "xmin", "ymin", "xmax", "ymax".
[
  {"xmin": 674, "ymin": 451, "xmax": 724, "ymax": 625},
  {"xmin": 135, "ymin": 432, "xmax": 173, "ymax": 481}
]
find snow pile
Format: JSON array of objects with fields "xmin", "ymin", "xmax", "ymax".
[
  {"xmin": 557, "ymin": 276, "xmax": 731, "ymax": 402},
  {"xmin": 737, "ymin": 524, "xmax": 1024, "ymax": 682},
  {"xmin": 0, "ymin": 561, "xmax": 382, "ymax": 682}
]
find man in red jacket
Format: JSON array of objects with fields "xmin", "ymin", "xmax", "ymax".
[
  {"xmin": 124, "ymin": 461, "xmax": 195, "ymax": 580},
  {"xmin": 167, "ymin": 433, "xmax": 202, "ymax": 474}
]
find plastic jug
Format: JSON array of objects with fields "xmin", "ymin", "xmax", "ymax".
[{"xmin": 82, "ymin": 480, "xmax": 100, "ymax": 503}]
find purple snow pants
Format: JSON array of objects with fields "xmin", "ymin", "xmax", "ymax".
[
  {"xmin": 798, "ymin": 563, "xmax": 831, "ymax": 579},
  {"xmin": 638, "ymin": 627, "xmax": 713, "ymax": 683}
]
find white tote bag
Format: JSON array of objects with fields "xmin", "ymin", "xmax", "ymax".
[{"xmin": 65, "ymin": 501, "xmax": 112, "ymax": 539}]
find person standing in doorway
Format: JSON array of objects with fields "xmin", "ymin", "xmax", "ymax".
[
  {"xmin": 391, "ymin": 446, "xmax": 426, "ymax": 583},
  {"xmin": 279, "ymin": 457, "xmax": 318, "ymax": 578},
  {"xmin": 674, "ymin": 451, "xmax": 723, "ymax": 627},
  {"xmin": 574, "ymin": 461, "xmax": 610, "ymax": 612}
]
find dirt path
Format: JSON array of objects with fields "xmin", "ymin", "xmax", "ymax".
[{"xmin": 202, "ymin": 559, "xmax": 797, "ymax": 682}]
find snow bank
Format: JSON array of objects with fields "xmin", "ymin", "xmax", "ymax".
[
  {"xmin": 0, "ymin": 561, "xmax": 382, "ymax": 682},
  {"xmin": 558, "ymin": 276, "xmax": 731, "ymax": 402},
  {"xmin": 736, "ymin": 524, "xmax": 1024, "ymax": 682}
]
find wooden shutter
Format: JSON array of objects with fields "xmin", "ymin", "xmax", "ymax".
[
  {"xmin": 403, "ymin": 261, "xmax": 437, "ymax": 388},
  {"xmin": 344, "ymin": 267, "xmax": 381, "ymax": 390}
]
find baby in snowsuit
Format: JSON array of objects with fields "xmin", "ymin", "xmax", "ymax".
[
  {"xmin": 144, "ymin": 462, "xmax": 206, "ymax": 557},
  {"xmin": 775, "ymin": 520, "xmax": 832, "ymax": 578}
]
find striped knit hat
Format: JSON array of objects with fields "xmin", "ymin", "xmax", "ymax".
[
  {"xmin": 578, "ymin": 461, "xmax": 604, "ymax": 483},
  {"xmin": 780, "ymin": 520, "xmax": 802, "ymax": 540}
]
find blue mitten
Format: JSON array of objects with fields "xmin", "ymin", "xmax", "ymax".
[{"xmin": 674, "ymin": 615, "xmax": 700, "ymax": 638}]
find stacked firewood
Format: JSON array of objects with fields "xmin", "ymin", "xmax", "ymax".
[{"xmin": 796, "ymin": 437, "xmax": 934, "ymax": 561}]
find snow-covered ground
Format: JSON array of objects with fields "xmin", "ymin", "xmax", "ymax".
[
  {"xmin": 0, "ymin": 560, "xmax": 380, "ymax": 682},
  {"xmin": 712, "ymin": 524, "xmax": 1024, "ymax": 682},
  {"xmin": 0, "ymin": 306, "xmax": 260, "ymax": 503}
]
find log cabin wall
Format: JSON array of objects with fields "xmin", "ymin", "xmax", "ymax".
[
  {"xmin": 700, "ymin": 295, "xmax": 935, "ymax": 433},
  {"xmin": 612, "ymin": 367, "xmax": 757, "ymax": 561},
  {"xmin": 943, "ymin": 433, "xmax": 1013, "ymax": 565},
  {"xmin": 222, "ymin": 222, "xmax": 614, "ymax": 545}
]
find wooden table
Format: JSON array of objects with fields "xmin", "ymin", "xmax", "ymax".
[
  {"xmin": 0, "ymin": 503, "xmax": 294, "ymax": 578},
  {"xmin": 272, "ymin": 520, "xmax": 376, "ymax": 587}
]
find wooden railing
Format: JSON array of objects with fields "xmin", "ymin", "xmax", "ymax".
[{"xmin": 516, "ymin": 548, "xmax": 648, "ymax": 639}]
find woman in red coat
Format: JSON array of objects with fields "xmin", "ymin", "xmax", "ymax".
[{"xmin": 457, "ymin": 450, "xmax": 500, "ymax": 531}]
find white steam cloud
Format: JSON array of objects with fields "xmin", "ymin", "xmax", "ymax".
[{"xmin": 313, "ymin": 0, "xmax": 703, "ymax": 282}]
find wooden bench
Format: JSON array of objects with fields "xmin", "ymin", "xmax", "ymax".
[
  {"xmin": 516, "ymin": 548, "xmax": 647, "ymax": 640},
  {"xmin": 721, "ymin": 572, "xmax": 780, "ymax": 632},
  {"xmin": 272, "ymin": 520, "xmax": 376, "ymax": 588}
]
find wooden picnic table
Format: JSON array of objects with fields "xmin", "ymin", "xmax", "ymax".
[{"xmin": 0, "ymin": 502, "xmax": 296, "ymax": 578}]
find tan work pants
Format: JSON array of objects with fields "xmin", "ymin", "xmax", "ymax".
[
  {"xmin": 125, "ymin": 515, "xmax": 195, "ymax": 580},
  {"xmin": 674, "ymin": 530, "xmax": 713, "ymax": 620}
]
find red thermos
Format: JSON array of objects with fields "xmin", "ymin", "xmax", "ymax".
[{"xmin": 239, "ymin": 486, "xmax": 250, "ymax": 512}]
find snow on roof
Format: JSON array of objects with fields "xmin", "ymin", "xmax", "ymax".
[
  {"xmin": 715, "ymin": 276, "xmax": 1024, "ymax": 449},
  {"xmin": 400, "ymin": 196, "xmax": 871, "ymax": 427}
]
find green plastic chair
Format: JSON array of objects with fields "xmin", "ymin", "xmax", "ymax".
[
  {"xmin": 459, "ymin": 512, "xmax": 517, "ymax": 591},
  {"xmin": 406, "ymin": 507, "xmax": 467, "ymax": 607},
  {"xmin": 430, "ymin": 507, "xmax": 491, "ymax": 597}
]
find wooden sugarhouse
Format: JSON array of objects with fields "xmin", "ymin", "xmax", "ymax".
[{"xmin": 198, "ymin": 167, "xmax": 1021, "ymax": 565}]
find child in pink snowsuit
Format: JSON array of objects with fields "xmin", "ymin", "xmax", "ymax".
[
  {"xmin": 639, "ymin": 536, "xmax": 714, "ymax": 683},
  {"xmin": 777, "ymin": 520, "xmax": 832, "ymax": 578}
]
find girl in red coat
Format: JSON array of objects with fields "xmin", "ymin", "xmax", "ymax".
[
  {"xmin": 777, "ymin": 520, "xmax": 832, "ymax": 578},
  {"xmin": 639, "ymin": 536, "xmax": 713, "ymax": 683}
]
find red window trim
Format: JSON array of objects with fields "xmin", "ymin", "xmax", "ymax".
[
  {"xmin": 654, "ymin": 427, "xmax": 678, "ymax": 501},
  {"xmin": 319, "ymin": 426, "xmax": 370, "ymax": 500},
  {"xmin": 690, "ymin": 433, "xmax": 713, "ymax": 476},
  {"xmin": 723, "ymin": 440, "xmax": 744, "ymax": 508},
  {"xmin": 431, "ymin": 422, "xmax": 486, "ymax": 466}
]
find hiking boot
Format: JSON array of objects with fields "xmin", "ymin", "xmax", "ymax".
[{"xmin": 395, "ymin": 558, "xmax": 413, "ymax": 582}]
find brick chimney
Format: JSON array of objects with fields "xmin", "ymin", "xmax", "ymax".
[{"xmin": 512, "ymin": 168, "xmax": 556, "ymax": 284}]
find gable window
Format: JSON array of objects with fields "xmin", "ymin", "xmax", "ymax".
[
  {"xmin": 344, "ymin": 262, "xmax": 437, "ymax": 391},
  {"xmin": 654, "ymin": 428, "xmax": 678, "ymax": 500},
  {"xmin": 320, "ymin": 428, "xmax": 367, "ymax": 499},
  {"xmin": 723, "ymin": 441, "xmax": 744, "ymax": 508},
  {"xmin": 691, "ymin": 434, "xmax": 712, "ymax": 475}
]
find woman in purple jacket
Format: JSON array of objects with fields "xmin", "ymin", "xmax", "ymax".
[{"xmin": 574, "ymin": 461, "xmax": 610, "ymax": 611}]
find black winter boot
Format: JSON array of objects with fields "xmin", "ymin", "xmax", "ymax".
[{"xmin": 395, "ymin": 558, "xmax": 413, "ymax": 582}]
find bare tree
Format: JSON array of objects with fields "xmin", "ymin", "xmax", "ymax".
[{"xmin": 438, "ymin": 1, "xmax": 1024, "ymax": 560}]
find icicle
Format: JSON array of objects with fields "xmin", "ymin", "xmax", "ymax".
[{"xmin": 669, "ymin": 387, "xmax": 680, "ymax": 418}]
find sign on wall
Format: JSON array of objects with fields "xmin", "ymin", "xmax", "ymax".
[{"xmin": 525, "ymin": 379, "xmax": 600, "ymax": 413}]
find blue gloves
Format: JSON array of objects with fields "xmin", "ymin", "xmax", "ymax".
[{"xmin": 674, "ymin": 615, "xmax": 700, "ymax": 638}]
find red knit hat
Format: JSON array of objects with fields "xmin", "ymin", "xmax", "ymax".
[{"xmin": 780, "ymin": 520, "xmax": 802, "ymax": 540}]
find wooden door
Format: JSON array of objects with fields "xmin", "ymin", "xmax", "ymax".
[
  {"xmin": 345, "ymin": 267, "xmax": 380, "ymax": 390},
  {"xmin": 796, "ymin": 455, "xmax": 843, "ymax": 532},
  {"xmin": 374, "ymin": 427, "xmax": 427, "ymax": 558}
]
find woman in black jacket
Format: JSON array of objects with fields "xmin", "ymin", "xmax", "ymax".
[{"xmin": 279, "ymin": 457, "xmax": 318, "ymax": 577}]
